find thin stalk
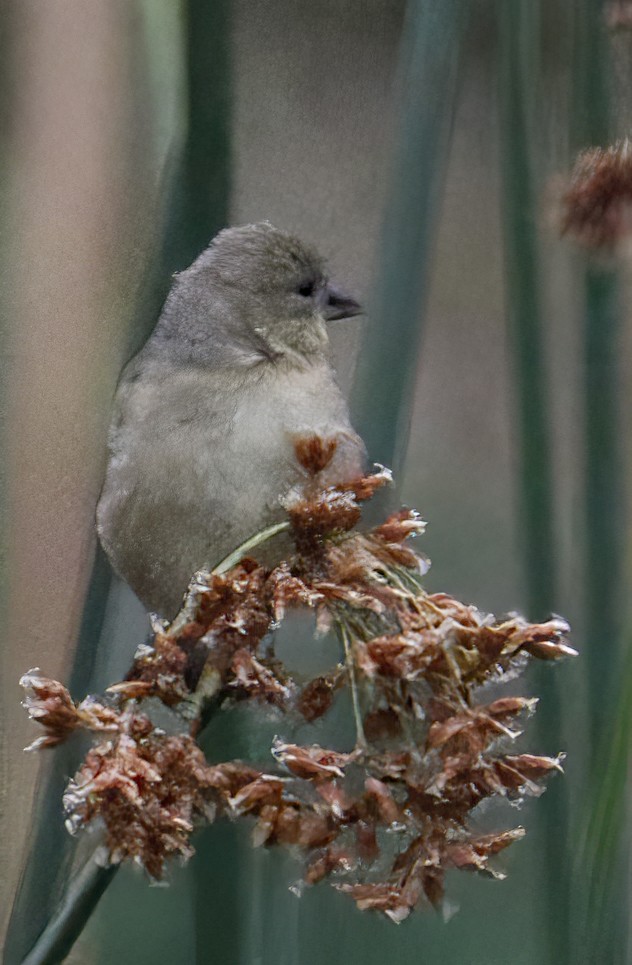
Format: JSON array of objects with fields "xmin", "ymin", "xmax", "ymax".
[
  {"xmin": 570, "ymin": 2, "xmax": 626, "ymax": 962},
  {"xmin": 212, "ymin": 521, "xmax": 290, "ymax": 576},
  {"xmin": 582, "ymin": 266, "xmax": 622, "ymax": 753},
  {"xmin": 497, "ymin": 4, "xmax": 566, "ymax": 963},
  {"xmin": 338, "ymin": 623, "xmax": 367, "ymax": 752},
  {"xmin": 19, "ymin": 858, "xmax": 118, "ymax": 965},
  {"xmin": 498, "ymin": 2, "xmax": 557, "ymax": 621},
  {"xmin": 574, "ymin": 643, "xmax": 632, "ymax": 965},
  {"xmin": 351, "ymin": 0, "xmax": 470, "ymax": 479},
  {"xmin": 570, "ymin": 0, "xmax": 622, "ymax": 758}
]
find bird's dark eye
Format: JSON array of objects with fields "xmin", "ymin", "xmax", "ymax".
[{"xmin": 298, "ymin": 280, "xmax": 315, "ymax": 298}]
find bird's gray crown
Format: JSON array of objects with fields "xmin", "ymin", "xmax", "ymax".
[
  {"xmin": 149, "ymin": 222, "xmax": 360, "ymax": 368},
  {"xmin": 187, "ymin": 221, "xmax": 326, "ymax": 294}
]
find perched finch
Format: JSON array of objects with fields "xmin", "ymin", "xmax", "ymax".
[{"xmin": 97, "ymin": 222, "xmax": 366, "ymax": 617}]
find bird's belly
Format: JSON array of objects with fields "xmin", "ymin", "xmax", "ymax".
[
  {"xmin": 228, "ymin": 364, "xmax": 364, "ymax": 483},
  {"xmin": 98, "ymin": 361, "xmax": 364, "ymax": 617}
]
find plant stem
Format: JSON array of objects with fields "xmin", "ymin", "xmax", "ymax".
[
  {"xmin": 576, "ymin": 642, "xmax": 632, "ymax": 962},
  {"xmin": 338, "ymin": 623, "xmax": 367, "ymax": 752},
  {"xmin": 497, "ymin": 4, "xmax": 567, "ymax": 963},
  {"xmin": 582, "ymin": 266, "xmax": 622, "ymax": 754},
  {"xmin": 570, "ymin": 0, "xmax": 623, "ymax": 764},
  {"xmin": 212, "ymin": 521, "xmax": 291, "ymax": 576},
  {"xmin": 570, "ymin": 3, "xmax": 626, "ymax": 962},
  {"xmin": 351, "ymin": 0, "xmax": 470, "ymax": 478},
  {"xmin": 498, "ymin": 0, "xmax": 557, "ymax": 622},
  {"xmin": 19, "ymin": 857, "xmax": 118, "ymax": 965}
]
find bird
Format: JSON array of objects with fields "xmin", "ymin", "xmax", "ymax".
[{"xmin": 97, "ymin": 222, "xmax": 367, "ymax": 619}]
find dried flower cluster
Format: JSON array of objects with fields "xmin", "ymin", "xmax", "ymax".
[
  {"xmin": 560, "ymin": 139, "xmax": 632, "ymax": 249},
  {"xmin": 21, "ymin": 436, "xmax": 576, "ymax": 922}
]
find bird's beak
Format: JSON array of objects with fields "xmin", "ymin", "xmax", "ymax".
[{"xmin": 322, "ymin": 283, "xmax": 363, "ymax": 321}]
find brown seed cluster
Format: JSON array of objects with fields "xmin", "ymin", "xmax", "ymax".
[
  {"xmin": 64, "ymin": 714, "xmax": 216, "ymax": 878},
  {"xmin": 560, "ymin": 140, "xmax": 632, "ymax": 249},
  {"xmin": 20, "ymin": 671, "xmax": 120, "ymax": 749},
  {"xmin": 21, "ymin": 436, "xmax": 576, "ymax": 919}
]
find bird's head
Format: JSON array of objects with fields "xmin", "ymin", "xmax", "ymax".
[{"xmin": 160, "ymin": 222, "xmax": 362, "ymax": 364}]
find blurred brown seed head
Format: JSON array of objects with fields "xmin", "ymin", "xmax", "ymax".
[
  {"xmin": 560, "ymin": 140, "xmax": 632, "ymax": 249},
  {"xmin": 606, "ymin": 0, "xmax": 632, "ymax": 29}
]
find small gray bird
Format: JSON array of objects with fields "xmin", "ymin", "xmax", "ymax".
[{"xmin": 97, "ymin": 222, "xmax": 366, "ymax": 618}]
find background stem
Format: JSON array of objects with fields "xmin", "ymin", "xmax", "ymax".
[
  {"xmin": 497, "ymin": 4, "xmax": 567, "ymax": 963},
  {"xmin": 570, "ymin": 2, "xmax": 628, "ymax": 962},
  {"xmin": 570, "ymin": 0, "xmax": 624, "ymax": 755},
  {"xmin": 4, "ymin": 1, "xmax": 232, "ymax": 962},
  {"xmin": 351, "ymin": 0, "xmax": 470, "ymax": 479}
]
